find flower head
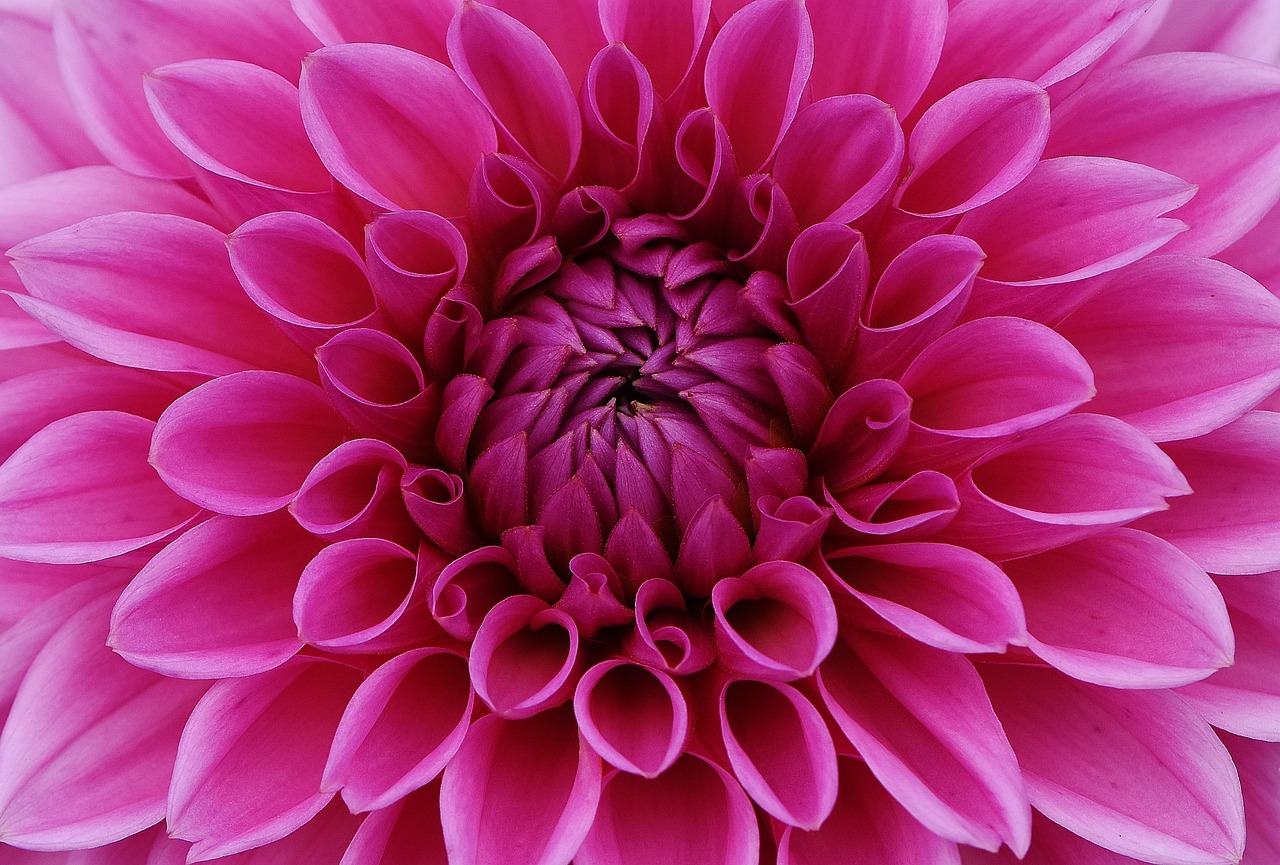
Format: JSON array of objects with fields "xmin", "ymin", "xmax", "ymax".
[{"xmin": 3, "ymin": 0, "xmax": 1280, "ymax": 863}]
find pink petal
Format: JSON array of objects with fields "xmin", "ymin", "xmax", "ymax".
[
  {"xmin": 824, "ymin": 471, "xmax": 960, "ymax": 540},
  {"xmin": 293, "ymin": 538, "xmax": 420, "ymax": 651},
  {"xmin": 777, "ymin": 757, "xmax": 962, "ymax": 865},
  {"xmin": 1221, "ymin": 194, "xmax": 1280, "ymax": 295},
  {"xmin": 704, "ymin": 0, "xmax": 813, "ymax": 173},
  {"xmin": 340, "ymin": 782, "xmax": 447, "ymax": 865},
  {"xmin": 447, "ymin": 2, "xmax": 581, "ymax": 181},
  {"xmin": 719, "ymin": 679, "xmax": 838, "ymax": 829},
  {"xmin": 292, "ymin": 0, "xmax": 458, "ymax": 61},
  {"xmin": 1143, "ymin": 0, "xmax": 1280, "ymax": 62},
  {"xmin": 575, "ymin": 755, "xmax": 759, "ymax": 865},
  {"xmin": 774, "ymin": 96, "xmax": 904, "ymax": 226},
  {"xmin": 8, "ymin": 213, "xmax": 307, "ymax": 377},
  {"xmin": 293, "ymin": 439, "xmax": 417, "ymax": 546},
  {"xmin": 488, "ymin": 0, "xmax": 604, "ymax": 90},
  {"xmin": 365, "ymin": 211, "xmax": 467, "ymax": 339},
  {"xmin": 469, "ymin": 594, "xmax": 582, "ymax": 719},
  {"xmin": 168, "ymin": 658, "xmax": 362, "ymax": 861},
  {"xmin": 1137, "ymin": 411, "xmax": 1280, "ymax": 574},
  {"xmin": 428, "ymin": 546, "xmax": 521, "ymax": 641},
  {"xmin": 817, "ymin": 631, "xmax": 1030, "ymax": 854},
  {"xmin": 899, "ymin": 78, "xmax": 1050, "ymax": 218},
  {"xmin": 598, "ymin": 0, "xmax": 711, "ymax": 96},
  {"xmin": 150, "ymin": 371, "xmax": 348, "ymax": 517},
  {"xmin": 440, "ymin": 707, "xmax": 601, "ymax": 865},
  {"xmin": 1057, "ymin": 255, "xmax": 1280, "ymax": 442},
  {"xmin": 1222, "ymin": 735, "xmax": 1280, "ymax": 865},
  {"xmin": 806, "ymin": 0, "xmax": 947, "ymax": 116},
  {"xmin": 53, "ymin": 0, "xmax": 318, "ymax": 178},
  {"xmin": 982, "ymin": 664, "xmax": 1245, "ymax": 864},
  {"xmin": 573, "ymin": 660, "xmax": 688, "ymax": 778},
  {"xmin": 0, "ymin": 412, "xmax": 198, "ymax": 564},
  {"xmin": 809, "ymin": 378, "xmax": 911, "ymax": 495},
  {"xmin": 1006, "ymin": 529, "xmax": 1233, "ymax": 688},
  {"xmin": 401, "ymin": 466, "xmax": 484, "ymax": 555},
  {"xmin": 110, "ymin": 513, "xmax": 319, "ymax": 679},
  {"xmin": 954, "ymin": 156, "xmax": 1194, "ymax": 286},
  {"xmin": 0, "ymin": 557, "xmax": 114, "ymax": 633},
  {"xmin": 204, "ymin": 801, "xmax": 361, "ymax": 865},
  {"xmin": 0, "ymin": 590, "xmax": 209, "ymax": 849},
  {"xmin": 325, "ymin": 648, "xmax": 472, "ymax": 813},
  {"xmin": 300, "ymin": 43, "xmax": 495, "ymax": 214}
]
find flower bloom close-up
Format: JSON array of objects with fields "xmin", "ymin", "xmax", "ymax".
[{"xmin": 5, "ymin": 0, "xmax": 1280, "ymax": 862}]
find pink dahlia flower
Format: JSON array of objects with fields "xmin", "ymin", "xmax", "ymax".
[{"xmin": 4, "ymin": 0, "xmax": 1280, "ymax": 862}]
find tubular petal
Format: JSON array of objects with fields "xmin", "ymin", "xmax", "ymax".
[{"xmin": 573, "ymin": 660, "xmax": 688, "ymax": 778}]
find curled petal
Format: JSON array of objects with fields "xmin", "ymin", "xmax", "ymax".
[
  {"xmin": 573, "ymin": 660, "xmax": 689, "ymax": 778},
  {"xmin": 294, "ymin": 538, "xmax": 423, "ymax": 652},
  {"xmin": 825, "ymin": 471, "xmax": 959, "ymax": 540},
  {"xmin": 292, "ymin": 439, "xmax": 415, "ymax": 545},
  {"xmin": 809, "ymin": 378, "xmax": 911, "ymax": 495},
  {"xmin": 624, "ymin": 579, "xmax": 715, "ymax": 675},
  {"xmin": 365, "ymin": 210, "xmax": 467, "ymax": 338},
  {"xmin": 469, "ymin": 594, "xmax": 582, "ymax": 719},
  {"xmin": 598, "ymin": 0, "xmax": 710, "ymax": 97},
  {"xmin": 429, "ymin": 546, "xmax": 520, "ymax": 641},
  {"xmin": 783, "ymin": 223, "xmax": 868, "ymax": 380},
  {"xmin": 401, "ymin": 466, "xmax": 484, "ymax": 556}
]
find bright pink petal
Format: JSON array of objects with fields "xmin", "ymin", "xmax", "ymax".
[
  {"xmin": 365, "ymin": 211, "xmax": 467, "ymax": 339},
  {"xmin": 292, "ymin": 0, "xmax": 458, "ymax": 61},
  {"xmin": 440, "ymin": 707, "xmax": 600, "ymax": 865},
  {"xmin": 293, "ymin": 439, "xmax": 416, "ymax": 546},
  {"xmin": 150, "ymin": 371, "xmax": 348, "ymax": 517},
  {"xmin": 572, "ymin": 660, "xmax": 688, "ymax": 779},
  {"xmin": 598, "ymin": 0, "xmax": 711, "ymax": 96},
  {"xmin": 1221, "ymin": 194, "xmax": 1280, "ymax": 295},
  {"xmin": 293, "ymin": 538, "xmax": 420, "ymax": 651},
  {"xmin": 300, "ymin": 43, "xmax": 495, "ymax": 215},
  {"xmin": 488, "ymin": 0, "xmax": 604, "ymax": 90},
  {"xmin": 1223, "ymin": 735, "xmax": 1280, "ymax": 865},
  {"xmin": 469, "ymin": 594, "xmax": 581, "ymax": 719},
  {"xmin": 340, "ymin": 782, "xmax": 447, "ymax": 865}
]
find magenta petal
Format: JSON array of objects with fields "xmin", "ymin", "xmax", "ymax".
[
  {"xmin": 293, "ymin": 439, "xmax": 415, "ymax": 545},
  {"xmin": 809, "ymin": 378, "xmax": 911, "ymax": 494},
  {"xmin": 341, "ymin": 782, "xmax": 447, "ymax": 865},
  {"xmin": 705, "ymin": 0, "xmax": 814, "ymax": 173},
  {"xmin": 817, "ymin": 631, "xmax": 1031, "ymax": 854},
  {"xmin": 168, "ymin": 658, "xmax": 362, "ymax": 861},
  {"xmin": 719, "ymin": 679, "xmax": 838, "ymax": 829},
  {"xmin": 365, "ymin": 211, "xmax": 467, "ymax": 338},
  {"xmin": 300, "ymin": 43, "xmax": 495, "ymax": 215},
  {"xmin": 294, "ymin": 538, "xmax": 420, "ymax": 651},
  {"xmin": 0, "ymin": 591, "xmax": 209, "ymax": 849},
  {"xmin": 324, "ymin": 648, "xmax": 472, "ymax": 813},
  {"xmin": 488, "ymin": 0, "xmax": 605, "ymax": 90},
  {"xmin": 469, "ymin": 594, "xmax": 582, "ymax": 719},
  {"xmin": 0, "ymin": 411, "xmax": 198, "ymax": 564},
  {"xmin": 150, "ymin": 371, "xmax": 348, "ymax": 517},
  {"xmin": 1221, "ymin": 194, "xmax": 1280, "ymax": 296},
  {"xmin": 1048, "ymin": 52, "xmax": 1280, "ymax": 256},
  {"xmin": 598, "ymin": 0, "xmax": 711, "ymax": 97},
  {"xmin": 428, "ymin": 546, "xmax": 520, "ymax": 641},
  {"xmin": 825, "ymin": 471, "xmax": 959, "ymax": 540},
  {"xmin": 575, "ymin": 755, "xmax": 758, "ymax": 865},
  {"xmin": 110, "ymin": 513, "xmax": 319, "ymax": 679},
  {"xmin": 292, "ymin": 0, "xmax": 458, "ymax": 61},
  {"xmin": 573, "ymin": 660, "xmax": 688, "ymax": 778},
  {"xmin": 983, "ymin": 664, "xmax": 1245, "ymax": 864},
  {"xmin": 1143, "ymin": 0, "xmax": 1280, "ymax": 61},
  {"xmin": 440, "ymin": 707, "xmax": 601, "ymax": 865}
]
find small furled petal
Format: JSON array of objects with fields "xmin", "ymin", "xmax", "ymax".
[
  {"xmin": 448, "ymin": 2, "xmax": 581, "ymax": 181},
  {"xmin": 774, "ymin": 96, "xmax": 904, "ymax": 226},
  {"xmin": 110, "ymin": 513, "xmax": 320, "ymax": 679},
  {"xmin": 150, "ymin": 371, "xmax": 348, "ymax": 516},
  {"xmin": 340, "ymin": 782, "xmax": 448, "ymax": 865},
  {"xmin": 573, "ymin": 660, "xmax": 688, "ymax": 778},
  {"xmin": 1006, "ymin": 529, "xmax": 1233, "ymax": 688},
  {"xmin": 1137, "ymin": 411, "xmax": 1280, "ymax": 574},
  {"xmin": 954, "ymin": 156, "xmax": 1194, "ymax": 286},
  {"xmin": 705, "ymin": 0, "xmax": 813, "ymax": 173},
  {"xmin": 168, "ymin": 658, "xmax": 363, "ymax": 861},
  {"xmin": 293, "ymin": 538, "xmax": 421, "ymax": 651},
  {"xmin": 324, "ymin": 649, "xmax": 472, "ymax": 813},
  {"xmin": 469, "ymin": 594, "xmax": 581, "ymax": 719},
  {"xmin": 940, "ymin": 414, "xmax": 1190, "ymax": 561},
  {"xmin": 0, "ymin": 591, "xmax": 209, "ymax": 850},
  {"xmin": 365, "ymin": 211, "xmax": 466, "ymax": 339},
  {"xmin": 293, "ymin": 439, "xmax": 416, "ymax": 545},
  {"xmin": 0, "ymin": 412, "xmax": 197, "ymax": 564},
  {"xmin": 720, "ymin": 679, "xmax": 838, "ymax": 829},
  {"xmin": 825, "ymin": 471, "xmax": 959, "ymax": 540},
  {"xmin": 145, "ymin": 59, "xmax": 329, "ymax": 193},
  {"xmin": 982, "ymin": 665, "xmax": 1245, "ymax": 865},
  {"xmin": 300, "ymin": 43, "xmax": 495, "ymax": 215},
  {"xmin": 54, "ymin": 0, "xmax": 318, "ymax": 178},
  {"xmin": 809, "ymin": 378, "xmax": 911, "ymax": 495},
  {"xmin": 8, "ymin": 213, "xmax": 307, "ymax": 377},
  {"xmin": 1143, "ymin": 0, "xmax": 1280, "ymax": 62},
  {"xmin": 777, "ymin": 757, "xmax": 963, "ymax": 865},
  {"xmin": 806, "ymin": 0, "xmax": 947, "ymax": 116},
  {"xmin": 598, "ymin": 0, "xmax": 711, "ymax": 97},
  {"xmin": 291, "ymin": 0, "xmax": 458, "ymax": 61},
  {"xmin": 575, "ymin": 755, "xmax": 759, "ymax": 865},
  {"xmin": 429, "ymin": 546, "xmax": 521, "ymax": 641},
  {"xmin": 899, "ymin": 78, "xmax": 1050, "ymax": 218},
  {"xmin": 818, "ymin": 631, "xmax": 1030, "ymax": 854},
  {"xmin": 440, "ymin": 707, "xmax": 600, "ymax": 865},
  {"xmin": 1048, "ymin": 52, "xmax": 1280, "ymax": 256}
]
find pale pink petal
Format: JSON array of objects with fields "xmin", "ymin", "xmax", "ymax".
[
  {"xmin": 575, "ymin": 755, "xmax": 759, "ymax": 865},
  {"xmin": 818, "ymin": 631, "xmax": 1031, "ymax": 854},
  {"xmin": 469, "ymin": 594, "xmax": 581, "ymax": 719},
  {"xmin": 572, "ymin": 660, "xmax": 688, "ymax": 778},
  {"xmin": 110, "ymin": 513, "xmax": 319, "ymax": 679},
  {"xmin": 168, "ymin": 658, "xmax": 362, "ymax": 861},
  {"xmin": 150, "ymin": 371, "xmax": 348, "ymax": 517},
  {"xmin": 1048, "ymin": 52, "xmax": 1280, "ymax": 256},
  {"xmin": 598, "ymin": 0, "xmax": 710, "ymax": 97},
  {"xmin": 1145, "ymin": 0, "xmax": 1280, "ymax": 67},
  {"xmin": 440, "ymin": 707, "xmax": 601, "ymax": 865},
  {"xmin": 293, "ymin": 538, "xmax": 421, "ymax": 651},
  {"xmin": 1220, "ymin": 195, "xmax": 1280, "ymax": 294},
  {"xmin": 339, "ymin": 783, "xmax": 447, "ymax": 865},
  {"xmin": 983, "ymin": 664, "xmax": 1245, "ymax": 865},
  {"xmin": 0, "ymin": 591, "xmax": 209, "ymax": 850},
  {"xmin": 0, "ymin": 412, "xmax": 198, "ymax": 564},
  {"xmin": 292, "ymin": 0, "xmax": 458, "ymax": 61},
  {"xmin": 300, "ymin": 43, "xmax": 495, "ymax": 215}
]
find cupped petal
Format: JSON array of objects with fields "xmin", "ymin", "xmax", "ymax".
[
  {"xmin": 429, "ymin": 546, "xmax": 521, "ymax": 641},
  {"xmin": 300, "ymin": 42, "xmax": 495, "ymax": 215},
  {"xmin": 440, "ymin": 707, "xmax": 600, "ymax": 865},
  {"xmin": 150, "ymin": 371, "xmax": 348, "ymax": 517},
  {"xmin": 110, "ymin": 513, "xmax": 320, "ymax": 679},
  {"xmin": 573, "ymin": 660, "xmax": 688, "ymax": 778},
  {"xmin": 365, "ymin": 211, "xmax": 466, "ymax": 338},
  {"xmin": 293, "ymin": 439, "xmax": 415, "ymax": 545},
  {"xmin": 598, "ymin": 0, "xmax": 710, "ymax": 97},
  {"xmin": 469, "ymin": 594, "xmax": 581, "ymax": 719},
  {"xmin": 982, "ymin": 664, "xmax": 1245, "ymax": 865},
  {"xmin": 167, "ymin": 658, "xmax": 363, "ymax": 861},
  {"xmin": 954, "ymin": 156, "xmax": 1194, "ymax": 286},
  {"xmin": 8, "ymin": 213, "xmax": 307, "ymax": 377},
  {"xmin": 0, "ymin": 412, "xmax": 198, "ymax": 564},
  {"xmin": 575, "ymin": 755, "xmax": 758, "ymax": 865},
  {"xmin": 1048, "ymin": 52, "xmax": 1280, "ymax": 256},
  {"xmin": 809, "ymin": 378, "xmax": 911, "ymax": 495},
  {"xmin": 293, "ymin": 538, "xmax": 421, "ymax": 651},
  {"xmin": 0, "ymin": 591, "xmax": 209, "ymax": 850},
  {"xmin": 817, "ymin": 631, "xmax": 1031, "ymax": 854},
  {"xmin": 825, "ymin": 471, "xmax": 960, "ymax": 540},
  {"xmin": 291, "ymin": 0, "xmax": 458, "ymax": 61}
]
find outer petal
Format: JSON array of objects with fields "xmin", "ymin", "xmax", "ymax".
[
  {"xmin": 1048, "ymin": 52, "xmax": 1280, "ymax": 256},
  {"xmin": 291, "ymin": 0, "xmax": 458, "ymax": 61},
  {"xmin": 598, "ymin": 0, "xmax": 711, "ymax": 96},
  {"xmin": 0, "ymin": 591, "xmax": 209, "ymax": 850},
  {"xmin": 1143, "ymin": 0, "xmax": 1280, "ymax": 62},
  {"xmin": 339, "ymin": 782, "xmax": 448, "ymax": 865},
  {"xmin": 0, "ymin": 412, "xmax": 198, "ymax": 564},
  {"xmin": 983, "ymin": 665, "xmax": 1245, "ymax": 865},
  {"xmin": 1223, "ymin": 734, "xmax": 1280, "ymax": 865}
]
